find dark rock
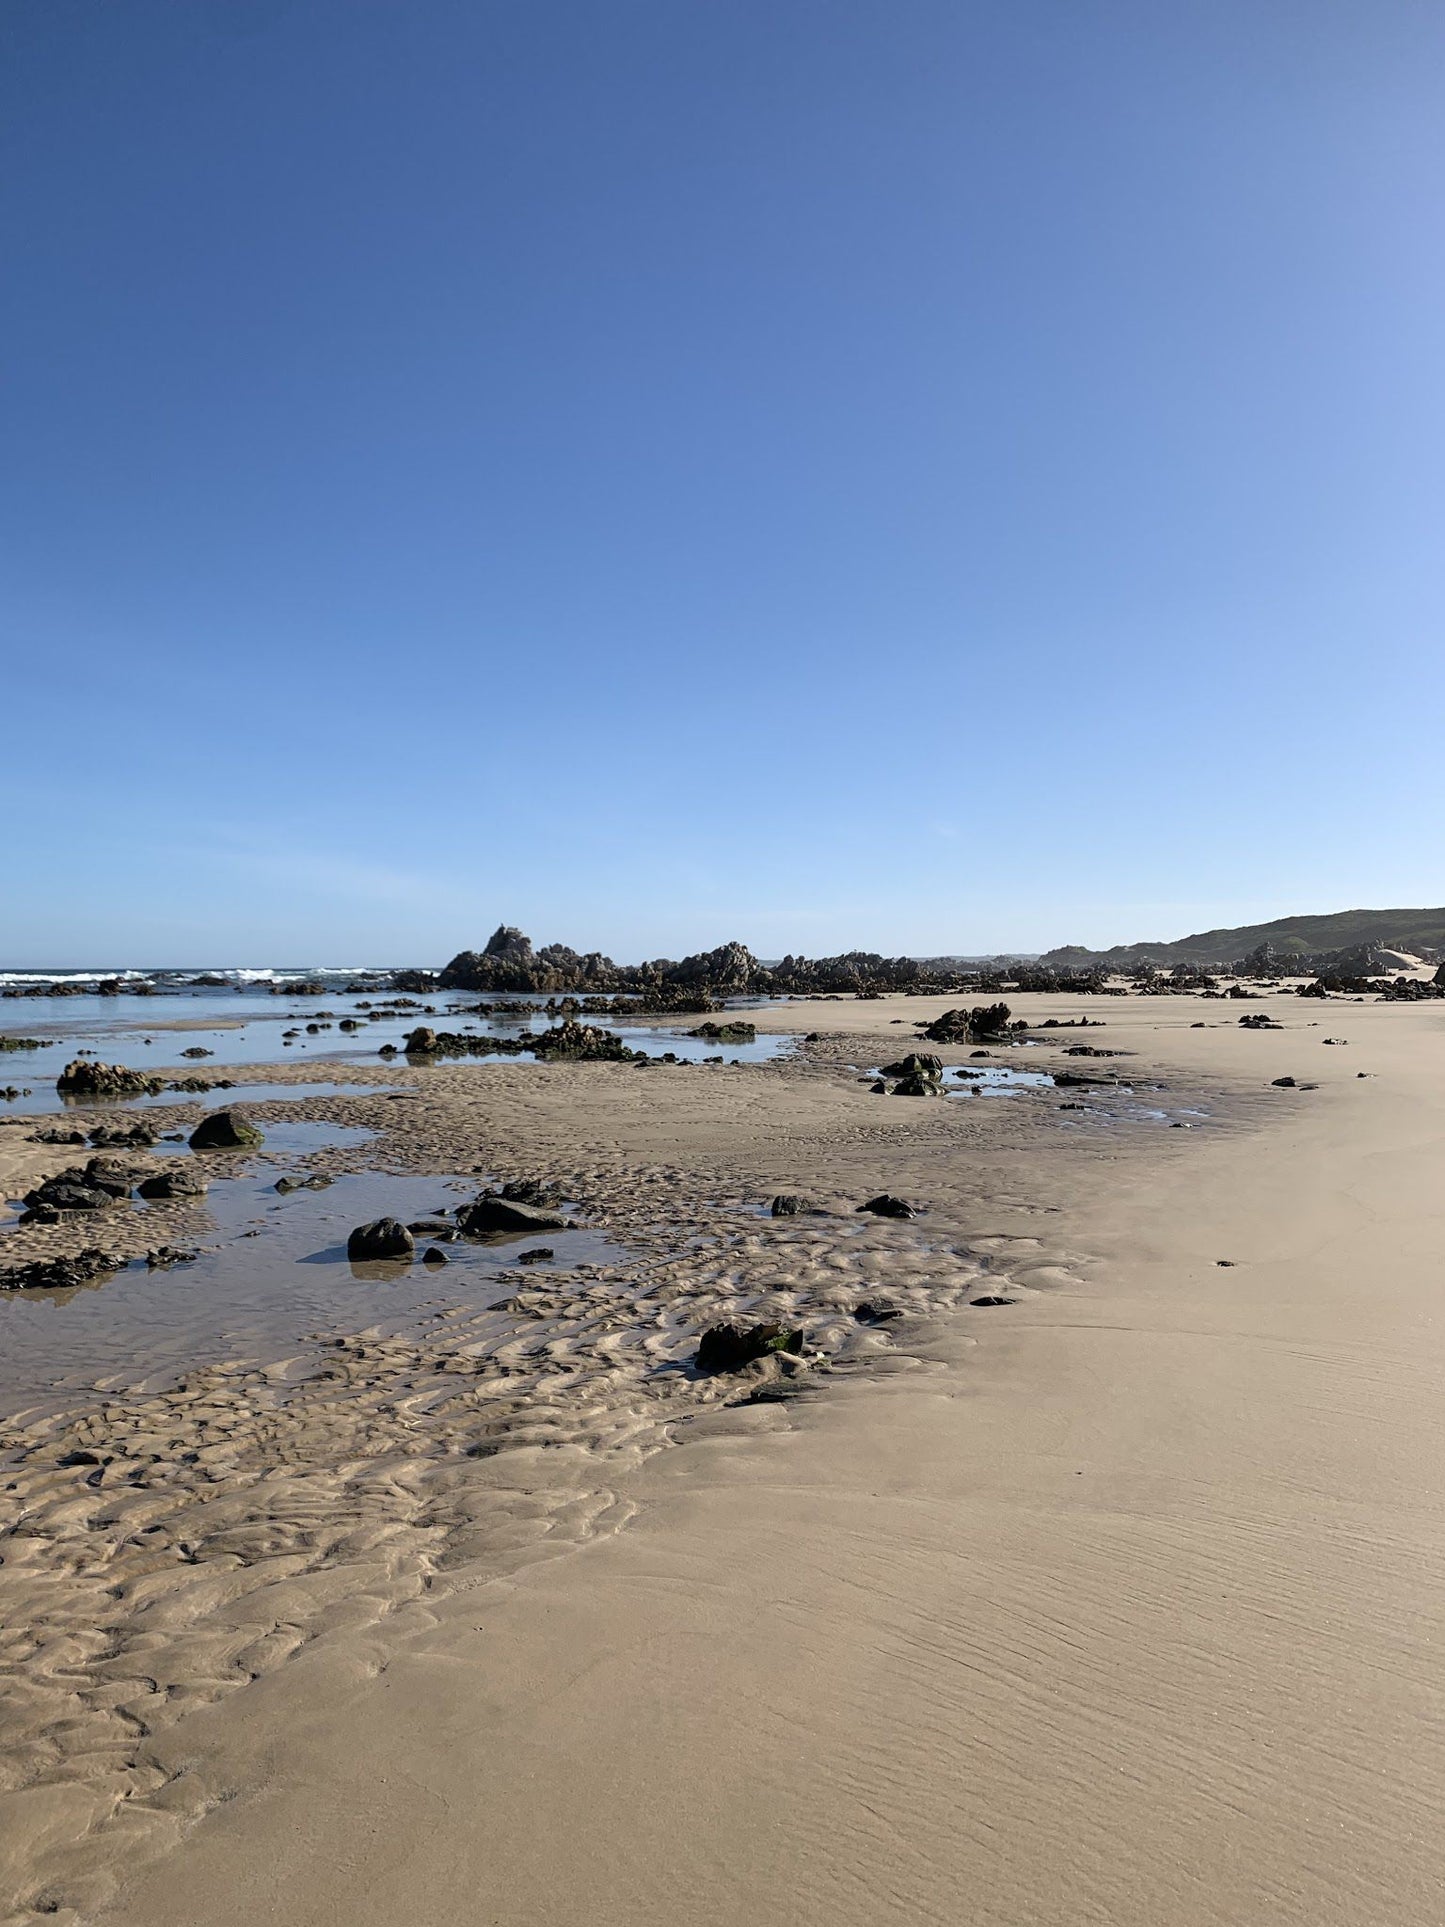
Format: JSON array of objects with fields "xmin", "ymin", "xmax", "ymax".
[
  {"xmin": 180, "ymin": 1046, "xmax": 214, "ymax": 1058},
  {"xmin": 856, "ymin": 1194, "xmax": 916, "ymax": 1218},
  {"xmin": 136, "ymin": 1166, "xmax": 209, "ymax": 1200},
  {"xmin": 456, "ymin": 1194, "xmax": 568, "ymax": 1236},
  {"xmin": 86, "ymin": 1122, "xmax": 157, "ymax": 1149},
  {"xmin": 499, "ymin": 1178, "xmax": 562, "ymax": 1206},
  {"xmin": 869, "ymin": 1079, "xmax": 888, "ymax": 1093},
  {"xmin": 695, "ymin": 1321, "xmax": 804, "ymax": 1373},
  {"xmin": 515, "ymin": 1246, "xmax": 554, "ymax": 1265},
  {"xmin": 346, "ymin": 1218, "xmax": 414, "ymax": 1261},
  {"xmin": 970, "ymin": 1294, "xmax": 1016, "ymax": 1308},
  {"xmin": 83, "ymin": 1155, "xmax": 152, "ymax": 1196},
  {"xmin": 1271, "ymin": 1076, "xmax": 1297, "ymax": 1088},
  {"xmin": 421, "ymin": 1246, "xmax": 449, "ymax": 1267},
  {"xmin": 31, "ymin": 1126, "xmax": 87, "ymax": 1145},
  {"xmin": 22, "ymin": 1172, "xmax": 123, "ymax": 1214},
  {"xmin": 403, "ymin": 1027, "xmax": 439, "ymax": 1053},
  {"xmin": 770, "ymin": 1194, "xmax": 806, "ymax": 1216},
  {"xmin": 188, "ymin": 1110, "xmax": 264, "ymax": 1151},
  {"xmin": 854, "ymin": 1302, "xmax": 902, "ymax": 1324},
  {"xmin": 689, "ymin": 1021, "xmax": 757, "ymax": 1044},
  {"xmin": 145, "ymin": 1245, "xmax": 198, "ymax": 1269}
]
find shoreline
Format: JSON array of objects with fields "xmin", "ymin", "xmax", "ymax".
[{"xmin": 1, "ymin": 992, "xmax": 1437, "ymax": 1922}]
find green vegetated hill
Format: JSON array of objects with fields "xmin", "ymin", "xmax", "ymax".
[{"xmin": 1041, "ymin": 907, "xmax": 1445, "ymax": 969}]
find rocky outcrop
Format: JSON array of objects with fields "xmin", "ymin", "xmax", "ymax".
[
  {"xmin": 55, "ymin": 1061, "xmax": 164, "ymax": 1097},
  {"xmin": 399, "ymin": 1022, "xmax": 644, "ymax": 1064}
]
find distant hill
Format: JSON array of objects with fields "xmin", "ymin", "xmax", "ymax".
[{"xmin": 1041, "ymin": 906, "xmax": 1445, "ymax": 969}]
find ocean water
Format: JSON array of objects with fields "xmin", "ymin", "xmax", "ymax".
[{"xmin": 0, "ymin": 971, "xmax": 794, "ymax": 1112}]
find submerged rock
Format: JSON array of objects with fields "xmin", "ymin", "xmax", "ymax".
[
  {"xmin": 346, "ymin": 1218, "xmax": 415, "ymax": 1261},
  {"xmin": 188, "ymin": 1109, "xmax": 264, "ymax": 1151}
]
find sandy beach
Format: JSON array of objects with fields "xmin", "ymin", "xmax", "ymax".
[{"xmin": 0, "ymin": 987, "xmax": 1439, "ymax": 1923}]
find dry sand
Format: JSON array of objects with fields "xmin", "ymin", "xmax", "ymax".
[{"xmin": 2, "ymin": 991, "xmax": 1443, "ymax": 1923}]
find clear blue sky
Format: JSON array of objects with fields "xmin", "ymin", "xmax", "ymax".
[{"xmin": 4, "ymin": 1, "xmax": 1442, "ymax": 965}]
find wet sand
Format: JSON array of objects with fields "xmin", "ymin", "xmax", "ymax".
[{"xmin": 2, "ymin": 992, "xmax": 1442, "ymax": 1923}]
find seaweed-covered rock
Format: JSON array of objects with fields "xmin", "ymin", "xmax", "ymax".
[
  {"xmin": 188, "ymin": 1110, "xmax": 264, "ymax": 1151},
  {"xmin": 881, "ymin": 1052, "xmax": 944, "ymax": 1079},
  {"xmin": 689, "ymin": 1020, "xmax": 757, "ymax": 1044},
  {"xmin": 695, "ymin": 1321, "xmax": 804, "ymax": 1373},
  {"xmin": 346, "ymin": 1218, "xmax": 414, "ymax": 1261}
]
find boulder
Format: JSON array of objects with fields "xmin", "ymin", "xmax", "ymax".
[
  {"xmin": 515, "ymin": 1246, "xmax": 554, "ymax": 1265},
  {"xmin": 403, "ymin": 1027, "xmax": 439, "ymax": 1053},
  {"xmin": 421, "ymin": 1246, "xmax": 449, "ymax": 1267},
  {"xmin": 188, "ymin": 1110, "xmax": 264, "ymax": 1151},
  {"xmin": 689, "ymin": 1021, "xmax": 757, "ymax": 1044},
  {"xmin": 346, "ymin": 1218, "xmax": 415, "ymax": 1261},
  {"xmin": 770, "ymin": 1194, "xmax": 806, "ymax": 1216},
  {"xmin": 457, "ymin": 1194, "xmax": 568, "ymax": 1236}
]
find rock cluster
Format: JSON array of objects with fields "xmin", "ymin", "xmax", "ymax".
[
  {"xmin": 920, "ymin": 1004, "xmax": 1024, "ymax": 1045},
  {"xmin": 0, "ymin": 1247, "xmax": 124, "ymax": 1293}
]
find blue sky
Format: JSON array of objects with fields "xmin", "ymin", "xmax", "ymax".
[{"xmin": 4, "ymin": 1, "xmax": 1442, "ymax": 965}]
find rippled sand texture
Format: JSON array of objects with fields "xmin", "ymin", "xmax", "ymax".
[{"xmin": 3, "ymin": 991, "xmax": 1442, "ymax": 1925}]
